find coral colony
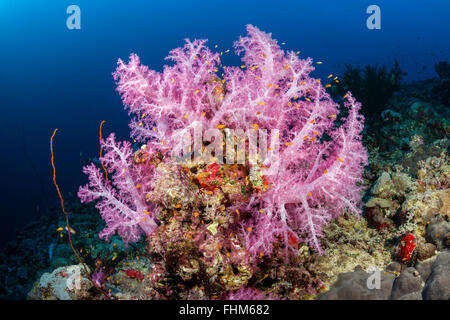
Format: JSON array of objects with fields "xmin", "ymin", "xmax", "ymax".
[{"xmin": 78, "ymin": 25, "xmax": 368, "ymax": 299}]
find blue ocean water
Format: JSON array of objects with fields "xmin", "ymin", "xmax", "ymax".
[{"xmin": 0, "ymin": 0, "xmax": 448, "ymax": 246}]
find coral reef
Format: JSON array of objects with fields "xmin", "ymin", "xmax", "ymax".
[
  {"xmin": 1, "ymin": 31, "xmax": 449, "ymax": 302},
  {"xmin": 76, "ymin": 25, "xmax": 367, "ymax": 299},
  {"xmin": 313, "ymin": 60, "xmax": 449, "ymax": 300}
]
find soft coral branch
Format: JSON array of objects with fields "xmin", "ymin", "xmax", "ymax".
[
  {"xmin": 113, "ymin": 39, "xmax": 221, "ymax": 144},
  {"xmin": 78, "ymin": 133, "xmax": 158, "ymax": 244},
  {"xmin": 268, "ymin": 92, "xmax": 367, "ymax": 254}
]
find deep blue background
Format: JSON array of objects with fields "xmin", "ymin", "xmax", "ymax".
[{"xmin": 0, "ymin": 0, "xmax": 448, "ymax": 246}]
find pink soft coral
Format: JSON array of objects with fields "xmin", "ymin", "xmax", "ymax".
[
  {"xmin": 224, "ymin": 287, "xmax": 278, "ymax": 300},
  {"xmin": 113, "ymin": 39, "xmax": 221, "ymax": 149},
  {"xmin": 81, "ymin": 25, "xmax": 367, "ymax": 255},
  {"xmin": 78, "ymin": 133, "xmax": 158, "ymax": 244}
]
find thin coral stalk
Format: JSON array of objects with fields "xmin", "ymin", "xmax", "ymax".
[{"xmin": 50, "ymin": 128, "xmax": 112, "ymax": 299}]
